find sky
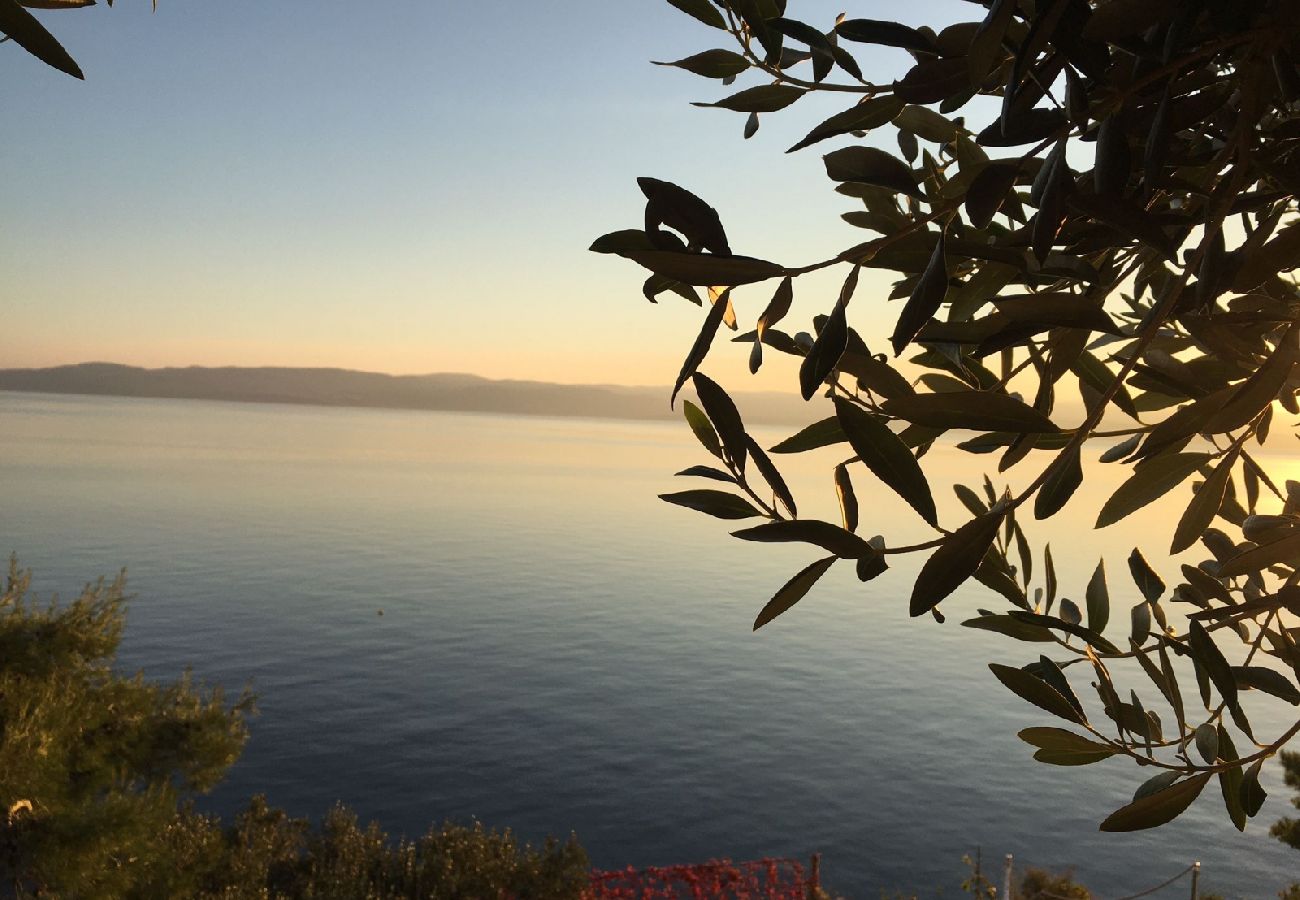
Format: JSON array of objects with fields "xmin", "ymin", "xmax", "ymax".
[{"xmin": 3, "ymin": 0, "xmax": 963, "ymax": 387}]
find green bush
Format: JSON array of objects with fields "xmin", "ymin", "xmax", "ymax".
[
  {"xmin": 0, "ymin": 558, "xmax": 252, "ymax": 896},
  {"xmin": 1014, "ymin": 867, "xmax": 1090, "ymax": 900},
  {"xmin": 0, "ymin": 560, "xmax": 588, "ymax": 898}
]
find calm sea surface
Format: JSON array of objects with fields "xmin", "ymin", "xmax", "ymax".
[{"xmin": 2, "ymin": 391, "xmax": 1297, "ymax": 897}]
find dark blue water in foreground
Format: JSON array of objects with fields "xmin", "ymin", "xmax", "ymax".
[{"xmin": 2, "ymin": 391, "xmax": 1296, "ymax": 897}]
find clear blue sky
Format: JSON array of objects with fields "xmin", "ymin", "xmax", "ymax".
[{"xmin": 3, "ymin": 0, "xmax": 961, "ymax": 385}]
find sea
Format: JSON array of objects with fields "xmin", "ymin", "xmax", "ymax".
[{"xmin": 2, "ymin": 390, "xmax": 1297, "ymax": 897}]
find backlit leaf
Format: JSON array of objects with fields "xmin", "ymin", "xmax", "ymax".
[
  {"xmin": 965, "ymin": 162, "xmax": 1020, "ymax": 228},
  {"xmin": 770, "ymin": 417, "xmax": 846, "ymax": 454},
  {"xmin": 834, "ymin": 397, "xmax": 937, "ymax": 526},
  {"xmin": 692, "ymin": 372, "xmax": 748, "ymax": 475},
  {"xmin": 1233, "ymin": 666, "xmax": 1300, "ymax": 705},
  {"xmin": 1018, "ymin": 727, "xmax": 1112, "ymax": 754},
  {"xmin": 823, "ymin": 146, "xmax": 922, "ymax": 198},
  {"xmin": 618, "ymin": 249, "xmax": 783, "ymax": 286},
  {"xmin": 1171, "ymin": 450, "xmax": 1238, "ymax": 554},
  {"xmin": 1188, "ymin": 620, "xmax": 1238, "ymax": 713},
  {"xmin": 1034, "ymin": 445, "xmax": 1082, "ymax": 520},
  {"xmin": 653, "ymin": 49, "xmax": 750, "ymax": 79},
  {"xmin": 660, "ymin": 490, "xmax": 761, "ymax": 519},
  {"xmin": 747, "ymin": 435, "xmax": 797, "ymax": 518},
  {"xmin": 1086, "ymin": 560, "xmax": 1109, "ymax": 634},
  {"xmin": 788, "ymin": 96, "xmax": 905, "ymax": 153},
  {"xmin": 1216, "ymin": 532, "xmax": 1300, "ymax": 578},
  {"xmin": 835, "ymin": 17, "xmax": 936, "ymax": 53},
  {"xmin": 989, "ymin": 662, "xmax": 1086, "ymax": 724},
  {"xmin": 911, "ymin": 508, "xmax": 1006, "ymax": 617},
  {"xmin": 683, "ymin": 400, "xmax": 723, "ymax": 460},
  {"xmin": 1099, "ymin": 774, "xmax": 1211, "ymax": 832},
  {"xmin": 695, "ymin": 84, "xmax": 806, "ymax": 113},
  {"xmin": 1096, "ymin": 454, "xmax": 1211, "ymax": 529},
  {"xmin": 800, "ymin": 298, "xmax": 848, "ymax": 400},
  {"xmin": 664, "ymin": 0, "xmax": 727, "ymax": 29},
  {"xmin": 890, "ymin": 230, "xmax": 948, "ymax": 355},
  {"xmin": 1194, "ymin": 723, "xmax": 1219, "ymax": 764},
  {"xmin": 883, "ymin": 391, "xmax": 1060, "ymax": 433},
  {"xmin": 834, "ymin": 463, "xmax": 858, "ymax": 532},
  {"xmin": 962, "ymin": 614, "xmax": 1054, "ymax": 643},
  {"xmin": 0, "ymin": 0, "xmax": 83, "ymax": 78},
  {"xmin": 1128, "ymin": 549, "xmax": 1165, "ymax": 603},
  {"xmin": 754, "ymin": 556, "xmax": 837, "ymax": 630},
  {"xmin": 672, "ymin": 288, "xmax": 729, "ymax": 404},
  {"xmin": 732, "ymin": 519, "xmax": 880, "ymax": 559}
]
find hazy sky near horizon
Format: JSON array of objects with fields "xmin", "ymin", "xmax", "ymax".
[{"xmin": 5, "ymin": 0, "xmax": 961, "ymax": 386}]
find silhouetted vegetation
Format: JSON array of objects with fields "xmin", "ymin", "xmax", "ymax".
[{"xmin": 596, "ymin": 0, "xmax": 1300, "ymax": 835}]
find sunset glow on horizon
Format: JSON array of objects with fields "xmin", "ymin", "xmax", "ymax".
[{"xmin": 3, "ymin": 0, "xmax": 964, "ymax": 388}]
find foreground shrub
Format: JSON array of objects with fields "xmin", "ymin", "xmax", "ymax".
[
  {"xmin": 0, "ymin": 559, "xmax": 252, "ymax": 896},
  {"xmin": 0, "ymin": 560, "xmax": 587, "ymax": 898}
]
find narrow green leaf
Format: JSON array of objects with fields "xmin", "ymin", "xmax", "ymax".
[
  {"xmin": 640, "ymin": 177, "xmax": 731, "ymax": 256},
  {"xmin": 1241, "ymin": 759, "xmax": 1268, "ymax": 818},
  {"xmin": 695, "ymin": 83, "xmax": 806, "ymax": 113},
  {"xmin": 1171, "ymin": 450, "xmax": 1238, "ymax": 554},
  {"xmin": 1096, "ymin": 454, "xmax": 1211, "ymax": 529},
  {"xmin": 835, "ymin": 17, "xmax": 936, "ymax": 53},
  {"xmin": 1032, "ymin": 654, "xmax": 1085, "ymax": 717},
  {"xmin": 1086, "ymin": 559, "xmax": 1110, "ymax": 634},
  {"xmin": 911, "ymin": 508, "xmax": 1007, "ymax": 617},
  {"xmin": 883, "ymin": 391, "xmax": 1060, "ymax": 433},
  {"xmin": 660, "ymin": 489, "xmax": 761, "ymax": 519},
  {"xmin": 683, "ymin": 400, "xmax": 723, "ymax": 460},
  {"xmin": 617, "ymin": 249, "xmax": 783, "ymax": 286},
  {"xmin": 1128, "ymin": 548, "xmax": 1165, "ymax": 602},
  {"xmin": 834, "ymin": 463, "xmax": 858, "ymax": 533},
  {"xmin": 1099, "ymin": 774, "xmax": 1211, "ymax": 832},
  {"xmin": 989, "ymin": 662, "xmax": 1086, "ymax": 724},
  {"xmin": 653, "ymin": 49, "xmax": 750, "ymax": 79},
  {"xmin": 1233, "ymin": 665, "xmax": 1300, "ymax": 705},
  {"xmin": 1130, "ymin": 602, "xmax": 1152, "ymax": 645},
  {"xmin": 732, "ymin": 519, "xmax": 880, "ymax": 559},
  {"xmin": 1188, "ymin": 620, "xmax": 1239, "ymax": 712},
  {"xmin": 746, "ymin": 435, "xmax": 796, "ymax": 518},
  {"xmin": 692, "ymin": 372, "xmax": 748, "ymax": 475},
  {"xmin": 1218, "ymin": 725, "xmax": 1247, "ymax": 830},
  {"xmin": 664, "ymin": 0, "xmax": 727, "ymax": 29},
  {"xmin": 672, "ymin": 289, "xmax": 729, "ymax": 404},
  {"xmin": 1204, "ymin": 323, "xmax": 1300, "ymax": 432},
  {"xmin": 770, "ymin": 417, "xmax": 846, "ymax": 454},
  {"xmin": 1033, "ymin": 748, "xmax": 1116, "ymax": 766},
  {"xmin": 834, "ymin": 397, "xmax": 936, "ymax": 526},
  {"xmin": 753, "ymin": 556, "xmax": 837, "ymax": 630},
  {"xmin": 966, "ymin": 162, "xmax": 1021, "ymax": 230},
  {"xmin": 890, "ymin": 230, "xmax": 949, "ymax": 357},
  {"xmin": 894, "ymin": 105, "xmax": 958, "ymax": 143},
  {"xmin": 962, "ymin": 614, "xmax": 1054, "ymax": 643},
  {"xmin": 675, "ymin": 465, "xmax": 734, "ymax": 483},
  {"xmin": 823, "ymin": 146, "xmax": 922, "ymax": 198},
  {"xmin": 751, "ymin": 277, "xmax": 794, "ymax": 374},
  {"xmin": 799, "ymin": 298, "xmax": 848, "ymax": 400},
  {"xmin": 1034, "ymin": 445, "xmax": 1082, "ymax": 520},
  {"xmin": 788, "ymin": 96, "xmax": 905, "ymax": 153},
  {"xmin": 1217, "ymin": 532, "xmax": 1300, "ymax": 578},
  {"xmin": 1018, "ymin": 727, "xmax": 1112, "ymax": 754},
  {"xmin": 0, "ymin": 0, "xmax": 83, "ymax": 78}
]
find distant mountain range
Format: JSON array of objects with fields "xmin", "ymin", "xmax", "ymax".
[{"xmin": 0, "ymin": 363, "xmax": 814, "ymax": 425}]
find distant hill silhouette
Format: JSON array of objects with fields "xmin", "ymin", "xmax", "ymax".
[{"xmin": 0, "ymin": 363, "xmax": 814, "ymax": 425}]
